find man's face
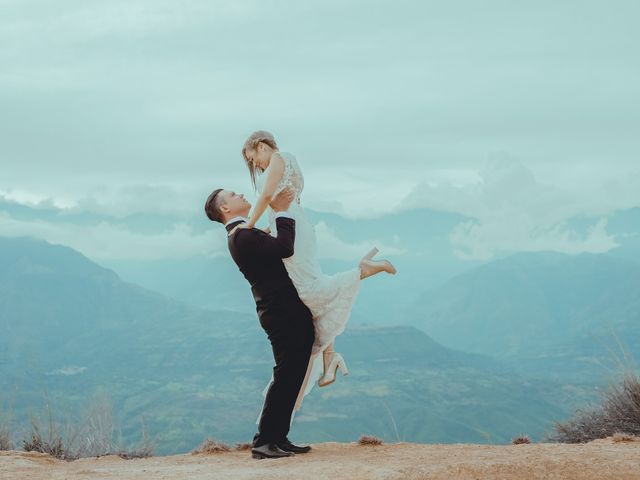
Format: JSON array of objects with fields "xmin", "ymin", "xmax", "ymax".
[{"xmin": 220, "ymin": 190, "xmax": 251, "ymax": 218}]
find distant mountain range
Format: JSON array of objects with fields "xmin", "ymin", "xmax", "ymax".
[
  {"xmin": 4, "ymin": 196, "xmax": 639, "ymax": 329},
  {"xmin": 101, "ymin": 205, "xmax": 488, "ymax": 326},
  {"xmin": 410, "ymin": 251, "xmax": 640, "ymax": 381},
  {"xmin": 0, "ymin": 236, "xmax": 590, "ymax": 455}
]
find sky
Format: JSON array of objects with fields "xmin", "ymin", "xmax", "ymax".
[{"xmin": 1, "ymin": 0, "xmax": 639, "ymax": 261}]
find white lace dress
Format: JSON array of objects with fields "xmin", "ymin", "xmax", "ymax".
[{"xmin": 254, "ymin": 151, "xmax": 362, "ymax": 425}]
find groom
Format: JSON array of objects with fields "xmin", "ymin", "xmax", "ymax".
[{"xmin": 204, "ymin": 187, "xmax": 315, "ymax": 459}]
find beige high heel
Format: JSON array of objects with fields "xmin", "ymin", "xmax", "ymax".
[
  {"xmin": 361, "ymin": 247, "xmax": 379, "ymax": 262},
  {"xmin": 318, "ymin": 350, "xmax": 349, "ymax": 387}
]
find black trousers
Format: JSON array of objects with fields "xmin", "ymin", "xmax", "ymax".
[{"xmin": 253, "ymin": 286, "xmax": 315, "ymax": 447}]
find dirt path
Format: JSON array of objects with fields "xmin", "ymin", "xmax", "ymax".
[{"xmin": 2, "ymin": 437, "xmax": 639, "ymax": 480}]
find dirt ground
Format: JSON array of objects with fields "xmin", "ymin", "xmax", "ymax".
[{"xmin": 2, "ymin": 437, "xmax": 640, "ymax": 480}]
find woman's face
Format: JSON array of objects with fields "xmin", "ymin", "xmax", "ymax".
[{"xmin": 246, "ymin": 142, "xmax": 272, "ymax": 170}]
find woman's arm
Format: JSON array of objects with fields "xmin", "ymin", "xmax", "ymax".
[{"xmin": 245, "ymin": 152, "xmax": 285, "ymax": 229}]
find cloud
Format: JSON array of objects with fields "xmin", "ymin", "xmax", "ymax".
[
  {"xmin": 1, "ymin": 1, "xmax": 639, "ymax": 261},
  {"xmin": 0, "ymin": 195, "xmax": 406, "ymax": 262},
  {"xmin": 0, "ymin": 212, "xmax": 225, "ymax": 261},
  {"xmin": 450, "ymin": 217, "xmax": 617, "ymax": 261},
  {"xmin": 398, "ymin": 156, "xmax": 631, "ymax": 260},
  {"xmin": 314, "ymin": 220, "xmax": 406, "ymax": 261}
]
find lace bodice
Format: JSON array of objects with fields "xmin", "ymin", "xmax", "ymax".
[{"xmin": 256, "ymin": 151, "xmax": 304, "ymax": 203}]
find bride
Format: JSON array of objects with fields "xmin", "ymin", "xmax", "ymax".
[{"xmin": 235, "ymin": 130, "xmax": 396, "ymax": 418}]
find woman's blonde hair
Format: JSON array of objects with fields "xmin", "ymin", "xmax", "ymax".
[{"xmin": 241, "ymin": 130, "xmax": 279, "ymax": 191}]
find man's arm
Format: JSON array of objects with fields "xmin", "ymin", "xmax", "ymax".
[
  {"xmin": 233, "ymin": 216, "xmax": 295, "ymax": 258},
  {"xmin": 229, "ymin": 187, "xmax": 296, "ymax": 258}
]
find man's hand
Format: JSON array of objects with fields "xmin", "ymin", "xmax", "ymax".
[{"xmin": 270, "ymin": 188, "xmax": 295, "ymax": 212}]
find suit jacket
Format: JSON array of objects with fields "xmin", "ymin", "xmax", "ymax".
[{"xmin": 226, "ymin": 217, "xmax": 312, "ymax": 327}]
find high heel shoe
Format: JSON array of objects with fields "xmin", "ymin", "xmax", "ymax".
[
  {"xmin": 318, "ymin": 351, "xmax": 349, "ymax": 387},
  {"xmin": 361, "ymin": 247, "xmax": 379, "ymax": 262}
]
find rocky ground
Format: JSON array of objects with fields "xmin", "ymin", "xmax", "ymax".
[{"xmin": 2, "ymin": 437, "xmax": 640, "ymax": 480}]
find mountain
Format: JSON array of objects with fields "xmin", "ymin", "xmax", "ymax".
[
  {"xmin": 0, "ymin": 195, "xmax": 484, "ymax": 322},
  {"xmin": 606, "ymin": 207, "xmax": 640, "ymax": 265},
  {"xmin": 103, "ymin": 206, "xmax": 486, "ymax": 325},
  {"xmin": 0, "ymin": 236, "xmax": 584, "ymax": 454},
  {"xmin": 410, "ymin": 251, "xmax": 640, "ymax": 380}
]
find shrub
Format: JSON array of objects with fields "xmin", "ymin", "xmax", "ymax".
[
  {"xmin": 612, "ymin": 432, "xmax": 639, "ymax": 443},
  {"xmin": 22, "ymin": 422, "xmax": 70, "ymax": 460},
  {"xmin": 191, "ymin": 438, "xmax": 231, "ymax": 454},
  {"xmin": 20, "ymin": 391, "xmax": 154, "ymax": 461},
  {"xmin": 358, "ymin": 434, "xmax": 383, "ymax": 446},
  {"xmin": 549, "ymin": 371, "xmax": 640, "ymax": 443},
  {"xmin": 0, "ymin": 424, "xmax": 13, "ymax": 451},
  {"xmin": 511, "ymin": 434, "xmax": 531, "ymax": 444}
]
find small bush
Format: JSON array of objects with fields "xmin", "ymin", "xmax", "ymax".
[
  {"xmin": 191, "ymin": 438, "xmax": 231, "ymax": 454},
  {"xmin": 358, "ymin": 434, "xmax": 383, "ymax": 446},
  {"xmin": 20, "ymin": 391, "xmax": 154, "ymax": 461},
  {"xmin": 112, "ymin": 443, "xmax": 154, "ymax": 459},
  {"xmin": 234, "ymin": 442, "xmax": 252, "ymax": 451},
  {"xmin": 549, "ymin": 371, "xmax": 640, "ymax": 443},
  {"xmin": 0, "ymin": 425, "xmax": 13, "ymax": 451},
  {"xmin": 612, "ymin": 432, "xmax": 640, "ymax": 443},
  {"xmin": 22, "ymin": 427, "xmax": 72, "ymax": 460},
  {"xmin": 511, "ymin": 434, "xmax": 531, "ymax": 444}
]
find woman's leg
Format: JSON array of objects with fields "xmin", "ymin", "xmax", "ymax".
[{"xmin": 323, "ymin": 342, "xmax": 335, "ymax": 372}]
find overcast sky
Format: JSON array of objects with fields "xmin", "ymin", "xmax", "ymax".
[{"xmin": 1, "ymin": 0, "xmax": 639, "ymax": 260}]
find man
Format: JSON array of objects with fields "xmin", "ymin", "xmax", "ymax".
[{"xmin": 204, "ymin": 187, "xmax": 314, "ymax": 459}]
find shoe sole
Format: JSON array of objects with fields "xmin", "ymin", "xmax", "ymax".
[
  {"xmin": 318, "ymin": 377, "xmax": 336, "ymax": 387},
  {"xmin": 318, "ymin": 368, "xmax": 349, "ymax": 387},
  {"xmin": 251, "ymin": 452, "xmax": 294, "ymax": 459}
]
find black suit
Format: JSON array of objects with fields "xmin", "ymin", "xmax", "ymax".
[{"xmin": 225, "ymin": 217, "xmax": 315, "ymax": 447}]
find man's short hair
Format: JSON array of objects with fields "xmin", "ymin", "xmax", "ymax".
[{"xmin": 204, "ymin": 188, "xmax": 225, "ymax": 223}]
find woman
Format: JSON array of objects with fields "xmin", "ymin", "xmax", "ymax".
[{"xmin": 236, "ymin": 130, "xmax": 396, "ymax": 418}]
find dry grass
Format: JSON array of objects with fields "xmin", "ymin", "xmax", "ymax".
[
  {"xmin": 358, "ymin": 434, "xmax": 383, "ymax": 446},
  {"xmin": 0, "ymin": 424, "xmax": 13, "ymax": 451},
  {"xmin": 612, "ymin": 432, "xmax": 640, "ymax": 443},
  {"xmin": 22, "ymin": 424, "xmax": 69, "ymax": 459},
  {"xmin": 234, "ymin": 442, "xmax": 253, "ymax": 451},
  {"xmin": 111, "ymin": 443, "xmax": 154, "ymax": 459},
  {"xmin": 191, "ymin": 438, "xmax": 231, "ymax": 454},
  {"xmin": 19, "ymin": 391, "xmax": 154, "ymax": 461},
  {"xmin": 0, "ymin": 398, "xmax": 15, "ymax": 451},
  {"xmin": 511, "ymin": 434, "xmax": 531, "ymax": 445},
  {"xmin": 549, "ymin": 371, "xmax": 640, "ymax": 443}
]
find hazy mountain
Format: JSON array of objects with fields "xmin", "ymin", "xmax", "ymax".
[
  {"xmin": 103, "ymin": 206, "xmax": 485, "ymax": 325},
  {"xmin": 6, "ymin": 196, "xmax": 640, "ymax": 329},
  {"xmin": 0, "ymin": 236, "xmax": 587, "ymax": 454},
  {"xmin": 606, "ymin": 207, "xmax": 640, "ymax": 265},
  {"xmin": 0, "ymin": 195, "xmax": 484, "ymax": 322},
  {"xmin": 410, "ymin": 251, "xmax": 640, "ymax": 380}
]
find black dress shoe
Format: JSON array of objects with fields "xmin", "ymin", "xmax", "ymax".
[
  {"xmin": 277, "ymin": 439, "xmax": 312, "ymax": 454},
  {"xmin": 251, "ymin": 443, "xmax": 294, "ymax": 459}
]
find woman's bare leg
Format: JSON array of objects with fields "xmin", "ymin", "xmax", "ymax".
[{"xmin": 323, "ymin": 342, "xmax": 335, "ymax": 373}]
